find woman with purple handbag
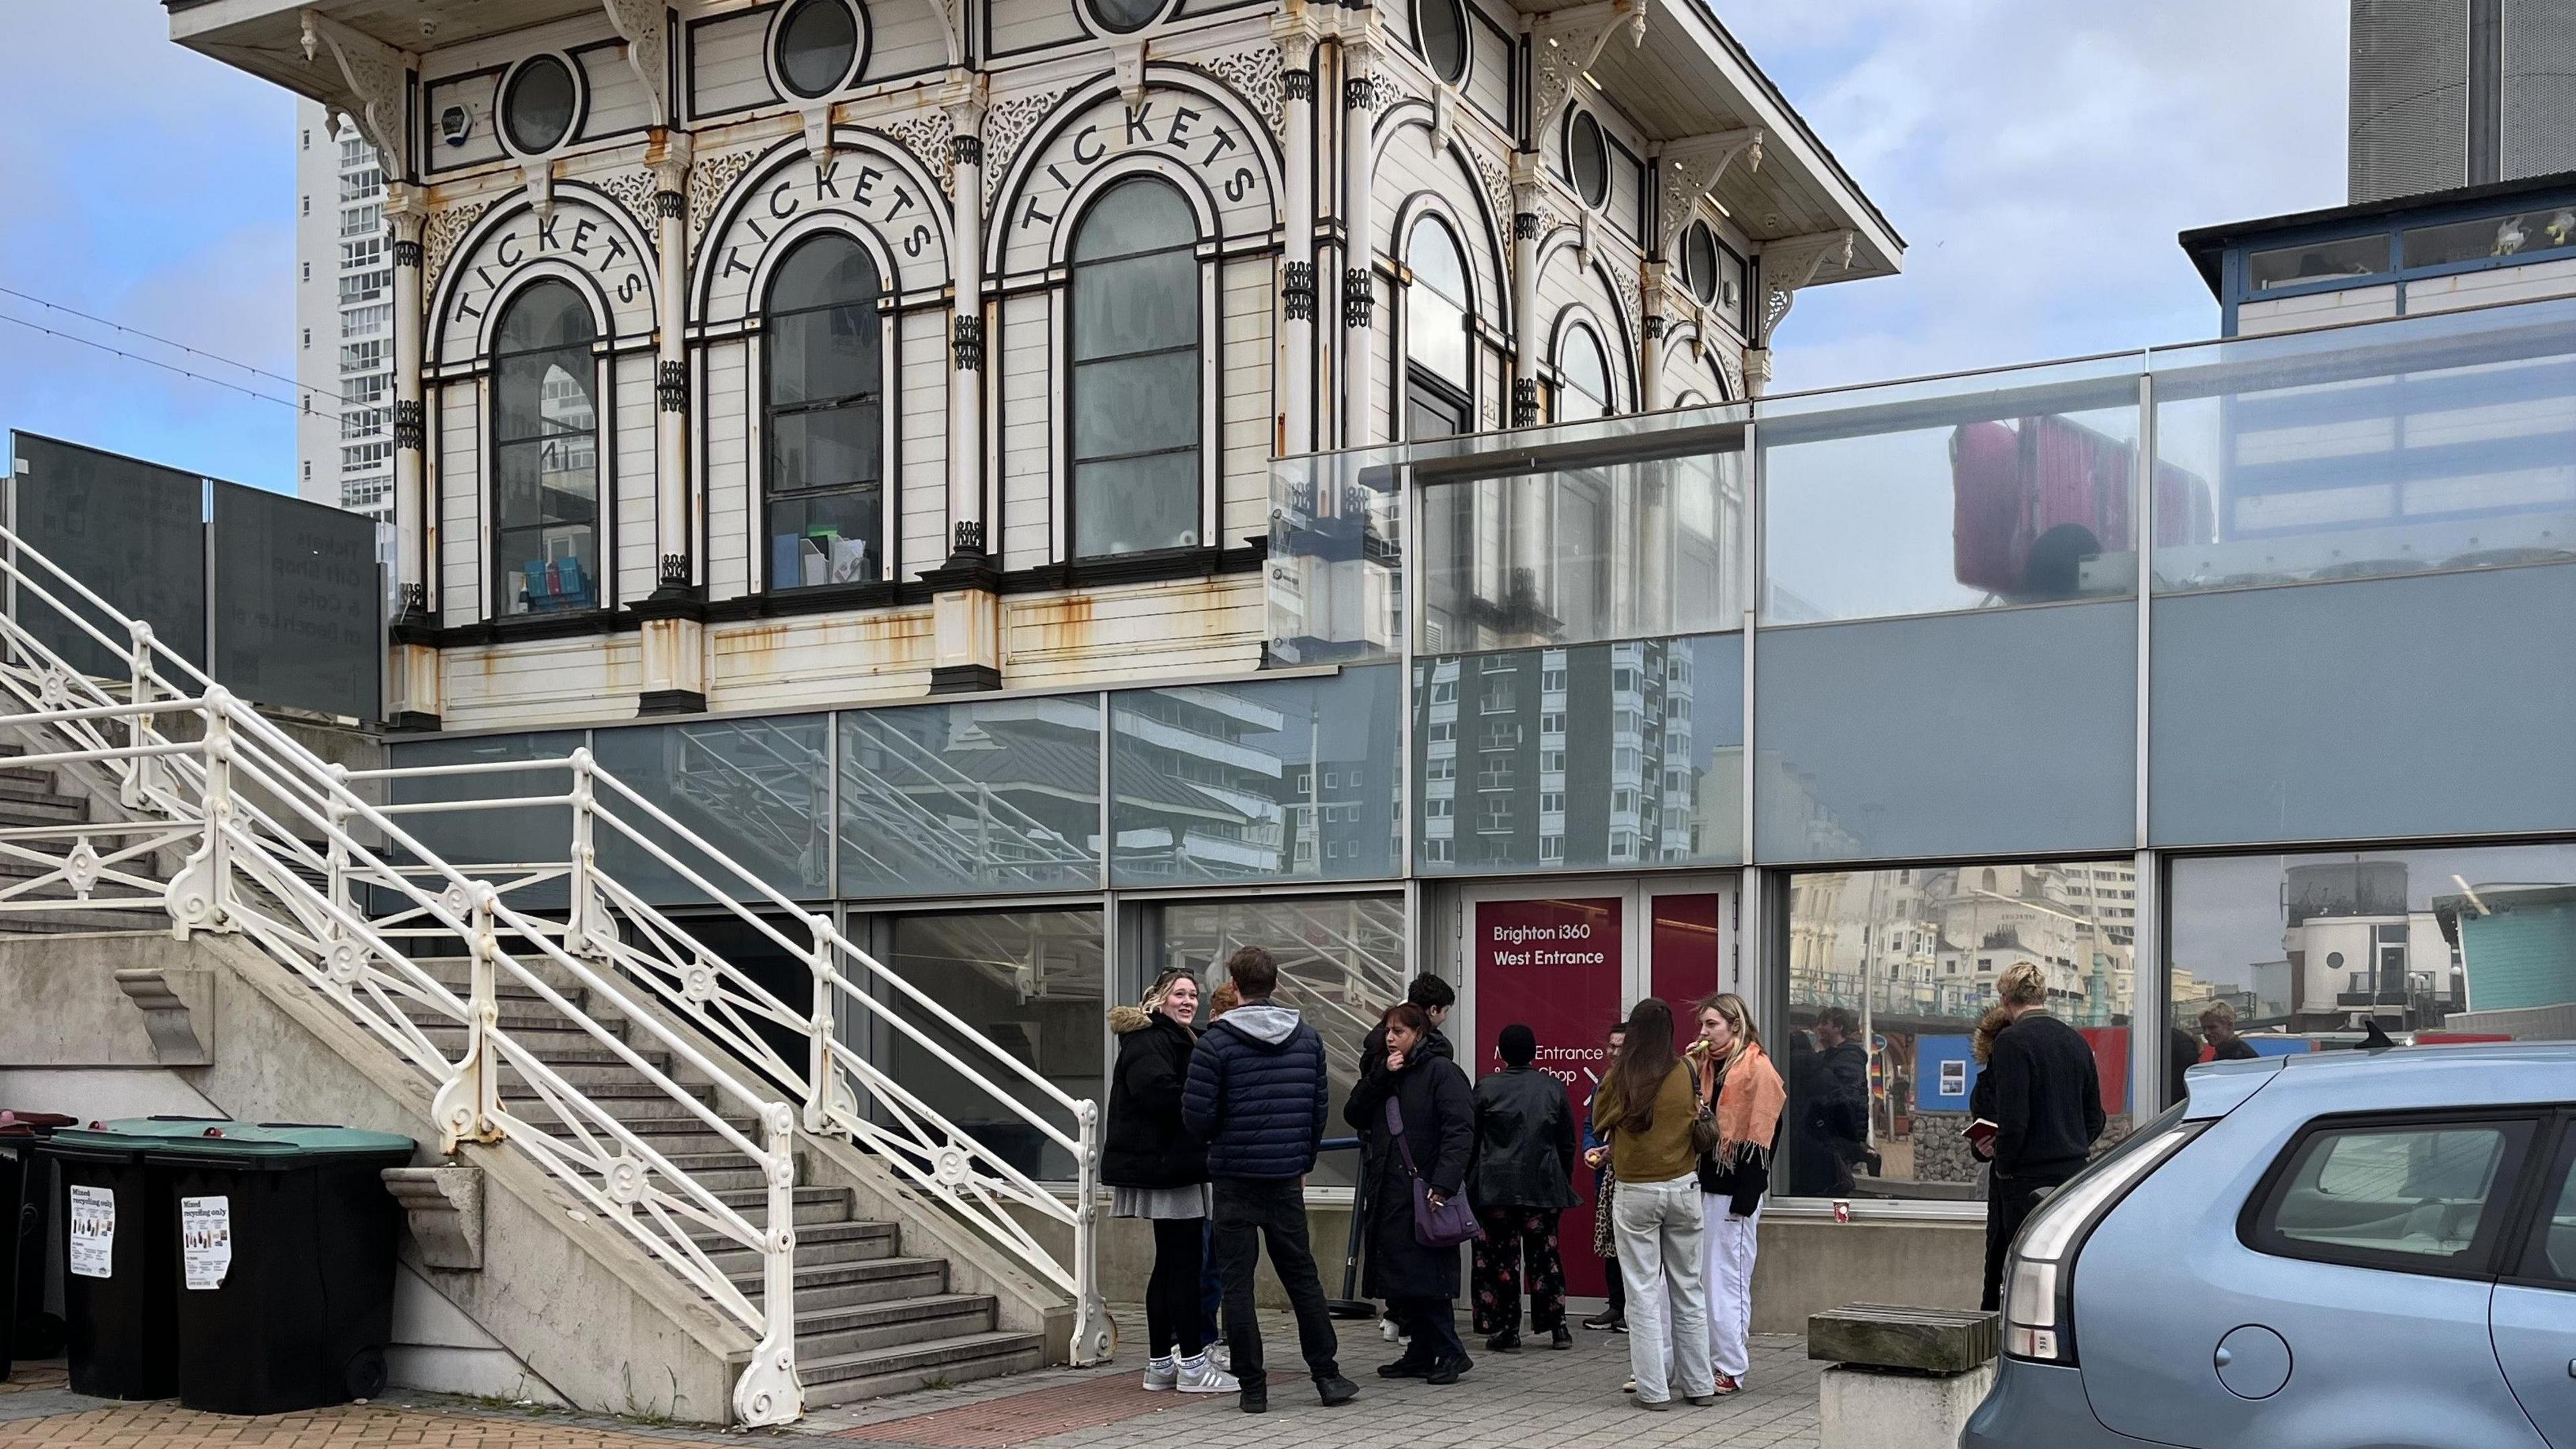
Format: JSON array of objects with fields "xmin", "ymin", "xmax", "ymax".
[{"xmin": 1344, "ymin": 1002, "xmax": 1479, "ymax": 1385}]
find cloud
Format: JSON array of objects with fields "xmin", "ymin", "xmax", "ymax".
[
  {"xmin": 0, "ymin": 1, "xmax": 297, "ymax": 490},
  {"xmin": 1725, "ymin": 0, "xmax": 2350, "ymax": 394}
]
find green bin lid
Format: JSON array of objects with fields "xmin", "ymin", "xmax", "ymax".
[{"xmin": 54, "ymin": 1118, "xmax": 414, "ymax": 1166}]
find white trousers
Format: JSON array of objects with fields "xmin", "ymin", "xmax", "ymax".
[
  {"xmin": 1613, "ymin": 1174, "xmax": 1713, "ymax": 1404},
  {"xmin": 1701, "ymin": 1195, "xmax": 1761, "ymax": 1381}
]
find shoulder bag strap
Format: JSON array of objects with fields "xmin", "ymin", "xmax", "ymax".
[{"xmin": 1384, "ymin": 1095, "xmax": 1425, "ymax": 1180}]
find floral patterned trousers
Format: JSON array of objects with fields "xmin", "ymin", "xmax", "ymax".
[{"xmin": 1470, "ymin": 1205, "xmax": 1567, "ymax": 1335}]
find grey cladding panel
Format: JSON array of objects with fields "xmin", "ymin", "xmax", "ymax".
[
  {"xmin": 9, "ymin": 432, "xmax": 207, "ymax": 677},
  {"xmin": 210, "ymin": 482, "xmax": 383, "ymax": 720}
]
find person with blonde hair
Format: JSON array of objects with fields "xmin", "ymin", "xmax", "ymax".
[
  {"xmin": 1687, "ymin": 993, "xmax": 1784, "ymax": 1395},
  {"xmin": 1979, "ymin": 961, "xmax": 2103, "ymax": 1310},
  {"xmin": 1104, "ymin": 967, "xmax": 1236, "ymax": 1394}
]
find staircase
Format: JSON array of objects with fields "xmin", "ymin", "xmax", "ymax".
[
  {"xmin": 0, "ymin": 526, "xmax": 1102, "ymax": 1425},
  {"xmin": 395, "ymin": 953, "xmax": 1046, "ymax": 1406}
]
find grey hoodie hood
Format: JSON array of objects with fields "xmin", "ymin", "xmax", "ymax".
[{"xmin": 1218, "ymin": 1002, "xmax": 1304, "ymax": 1049}]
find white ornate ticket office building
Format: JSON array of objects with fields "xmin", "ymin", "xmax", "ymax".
[{"xmin": 172, "ymin": 0, "xmax": 1898, "ymax": 729}]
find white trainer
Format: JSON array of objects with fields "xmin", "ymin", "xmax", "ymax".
[
  {"xmin": 1205, "ymin": 1342, "xmax": 1232, "ymax": 1373},
  {"xmin": 1175, "ymin": 1353, "xmax": 1240, "ymax": 1395},
  {"xmin": 1142, "ymin": 1354, "xmax": 1179, "ymax": 1391}
]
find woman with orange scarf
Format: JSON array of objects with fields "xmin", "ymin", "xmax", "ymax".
[{"xmin": 1686, "ymin": 992, "xmax": 1785, "ymax": 1395}]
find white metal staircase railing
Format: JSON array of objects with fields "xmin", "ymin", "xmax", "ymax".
[{"xmin": 0, "ymin": 526, "xmax": 1107, "ymax": 1422}]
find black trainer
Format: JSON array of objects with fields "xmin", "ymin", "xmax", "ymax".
[
  {"xmin": 1484, "ymin": 1329, "xmax": 1521, "ymax": 1354},
  {"xmin": 1316, "ymin": 1375, "xmax": 1360, "ymax": 1406},
  {"xmin": 1240, "ymin": 1383, "xmax": 1268, "ymax": 1414},
  {"xmin": 1424, "ymin": 1353, "xmax": 1474, "ymax": 1386},
  {"xmin": 1582, "ymin": 1309, "xmax": 1622, "ymax": 1331},
  {"xmin": 1550, "ymin": 1324, "xmax": 1574, "ymax": 1350},
  {"xmin": 1378, "ymin": 1356, "xmax": 1432, "ymax": 1379}
]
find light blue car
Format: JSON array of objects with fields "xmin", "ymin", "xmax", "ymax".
[{"xmin": 1964, "ymin": 1043, "xmax": 2576, "ymax": 1448}]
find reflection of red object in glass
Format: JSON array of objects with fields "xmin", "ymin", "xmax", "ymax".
[
  {"xmin": 1951, "ymin": 416, "xmax": 2213, "ymax": 598},
  {"xmin": 1650, "ymin": 893, "xmax": 1724, "ymax": 1051}
]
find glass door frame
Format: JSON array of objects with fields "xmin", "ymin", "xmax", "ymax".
[{"xmin": 1442, "ymin": 871, "xmax": 1741, "ymax": 1071}]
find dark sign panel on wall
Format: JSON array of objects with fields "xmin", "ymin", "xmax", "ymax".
[
  {"xmin": 1472, "ymin": 896, "xmax": 1622, "ymax": 1298},
  {"xmin": 9, "ymin": 432, "xmax": 208, "ymax": 678},
  {"xmin": 210, "ymin": 482, "xmax": 382, "ymax": 720}
]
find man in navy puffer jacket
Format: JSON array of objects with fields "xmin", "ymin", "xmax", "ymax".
[{"xmin": 1183, "ymin": 945, "xmax": 1356, "ymax": 1413}]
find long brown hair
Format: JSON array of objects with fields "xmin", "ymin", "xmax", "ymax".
[{"xmin": 1601, "ymin": 997, "xmax": 1683, "ymax": 1134}]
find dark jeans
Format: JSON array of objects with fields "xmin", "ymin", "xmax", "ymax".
[
  {"xmin": 1213, "ymin": 1177, "xmax": 1343, "ymax": 1390},
  {"xmin": 1983, "ymin": 1166, "xmax": 2078, "ymax": 1311},
  {"xmin": 1197, "ymin": 1218, "xmax": 1220, "ymax": 1347},
  {"xmin": 1390, "ymin": 1294, "xmax": 1464, "ymax": 1364},
  {"xmin": 1146, "ymin": 1217, "xmax": 1207, "ymax": 1358}
]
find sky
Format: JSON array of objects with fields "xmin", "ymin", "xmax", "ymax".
[{"xmin": 0, "ymin": 0, "xmax": 2350, "ymax": 491}]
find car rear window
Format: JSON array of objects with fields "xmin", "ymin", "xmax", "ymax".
[
  {"xmin": 2253, "ymin": 1121, "xmax": 2528, "ymax": 1271},
  {"xmin": 2528, "ymin": 1131, "xmax": 2576, "ymax": 1283}
]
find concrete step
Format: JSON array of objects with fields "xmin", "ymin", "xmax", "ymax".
[
  {"xmin": 498, "ymin": 1077, "xmax": 714, "ymax": 1106},
  {"xmin": 730, "ymin": 1254, "xmax": 948, "ymax": 1310},
  {"xmin": 790, "ymin": 1294, "xmax": 1000, "ymax": 1361},
  {"xmin": 707, "ymin": 1185, "xmax": 856, "ymax": 1228},
  {"xmin": 402, "ymin": 1000, "xmax": 619, "ymax": 1032},
  {"xmin": 798, "ymin": 1330, "xmax": 1046, "ymax": 1406},
  {"xmin": 494, "ymin": 1057, "xmax": 678, "ymax": 1091},
  {"xmin": 708, "ymin": 1220, "xmax": 894, "ymax": 1277}
]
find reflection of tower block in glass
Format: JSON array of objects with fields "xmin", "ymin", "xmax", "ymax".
[{"xmin": 1269, "ymin": 465, "xmax": 1399, "ymax": 665}]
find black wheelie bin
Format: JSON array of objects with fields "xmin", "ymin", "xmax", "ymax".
[
  {"xmin": 146, "ymin": 1122, "xmax": 415, "ymax": 1414},
  {"xmin": 40, "ymin": 1118, "xmax": 210, "ymax": 1398},
  {"xmin": 0, "ymin": 1111, "xmax": 74, "ymax": 1375}
]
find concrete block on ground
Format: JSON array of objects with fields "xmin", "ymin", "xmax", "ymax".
[
  {"xmin": 1819, "ymin": 1360, "xmax": 1996, "ymax": 1449},
  {"xmin": 1809, "ymin": 1303, "xmax": 1997, "ymax": 1374}
]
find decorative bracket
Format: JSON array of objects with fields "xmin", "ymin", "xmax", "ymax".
[
  {"xmin": 383, "ymin": 1166, "xmax": 484, "ymax": 1270},
  {"xmin": 1529, "ymin": 0, "xmax": 1646, "ymax": 142},
  {"xmin": 299, "ymin": 9, "xmax": 415, "ymax": 182},
  {"xmin": 1758, "ymin": 229, "xmax": 1856, "ymax": 341},
  {"xmin": 802, "ymin": 105, "xmax": 835, "ymax": 168},
  {"xmin": 598, "ymin": 0, "xmax": 672, "ymax": 128},
  {"xmin": 1652, "ymin": 127, "xmax": 1764, "ymax": 256},
  {"xmin": 113, "ymin": 968, "xmax": 210, "ymax": 1067},
  {"xmin": 1431, "ymin": 83, "xmax": 1454, "ymax": 152},
  {"xmin": 521, "ymin": 160, "xmax": 555, "ymax": 218},
  {"xmin": 1114, "ymin": 39, "xmax": 1150, "ymax": 111}
]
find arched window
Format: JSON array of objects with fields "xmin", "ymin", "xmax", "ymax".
[
  {"xmin": 765, "ymin": 233, "xmax": 885, "ymax": 589},
  {"xmin": 1404, "ymin": 217, "xmax": 1472, "ymax": 439},
  {"xmin": 1069, "ymin": 176, "xmax": 1200, "ymax": 558},
  {"xmin": 1556, "ymin": 321, "xmax": 1613, "ymax": 421},
  {"xmin": 493, "ymin": 280, "xmax": 600, "ymax": 614}
]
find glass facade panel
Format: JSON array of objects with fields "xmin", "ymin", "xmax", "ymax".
[
  {"xmin": 1268, "ymin": 451, "xmax": 1404, "ymax": 665},
  {"xmin": 2165, "ymin": 844, "xmax": 2576, "ymax": 1110},
  {"xmin": 1784, "ymin": 862, "xmax": 2137, "ymax": 1201},
  {"xmin": 1754, "ymin": 602, "xmax": 2135, "ymax": 863},
  {"xmin": 592, "ymin": 716, "xmax": 832, "ymax": 904},
  {"xmin": 1418, "ymin": 447, "xmax": 1743, "ymax": 653},
  {"xmin": 2247, "ymin": 233, "xmax": 2389, "ymax": 291},
  {"xmin": 1760, "ymin": 368, "xmax": 2144, "ymax": 623},
  {"xmin": 386, "ymin": 731, "xmax": 582, "ymax": 910},
  {"xmin": 1109, "ymin": 667, "xmax": 1401, "ymax": 886},
  {"xmin": 2151, "ymin": 303, "xmax": 2576, "ymax": 592},
  {"xmin": 2149, "ymin": 564, "xmax": 2576, "ymax": 847},
  {"xmin": 1414, "ymin": 633, "xmax": 1743, "ymax": 873},
  {"xmin": 873, "ymin": 908, "xmax": 1103, "ymax": 1183},
  {"xmin": 1147, "ymin": 894, "xmax": 1407, "ymax": 1189},
  {"xmin": 837, "ymin": 695, "xmax": 1102, "ymax": 898},
  {"xmin": 2403, "ymin": 207, "xmax": 2576, "ymax": 269}
]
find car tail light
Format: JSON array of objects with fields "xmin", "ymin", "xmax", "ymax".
[{"xmin": 2003, "ymin": 1112, "xmax": 2202, "ymax": 1367}]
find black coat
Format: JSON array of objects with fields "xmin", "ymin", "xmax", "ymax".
[
  {"xmin": 1988, "ymin": 1012, "xmax": 2106, "ymax": 1179},
  {"xmin": 1346, "ymin": 1053, "xmax": 1474, "ymax": 1301},
  {"xmin": 1359, "ymin": 1019, "xmax": 1454, "ymax": 1081},
  {"xmin": 1470, "ymin": 1067, "xmax": 1578, "ymax": 1210},
  {"xmin": 1102, "ymin": 1007, "xmax": 1207, "ymax": 1190}
]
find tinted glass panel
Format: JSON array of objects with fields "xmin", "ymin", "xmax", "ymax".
[
  {"xmin": 837, "ymin": 696, "xmax": 1102, "ymax": 897},
  {"xmin": 1109, "ymin": 665, "xmax": 1401, "ymax": 885},
  {"xmin": 1418, "ymin": 448, "xmax": 1744, "ymax": 653},
  {"xmin": 1413, "ymin": 633, "xmax": 1743, "ymax": 873},
  {"xmin": 2402, "ymin": 208, "xmax": 2576, "ymax": 268},
  {"xmin": 1407, "ymin": 221, "xmax": 1470, "ymax": 387},
  {"xmin": 1071, "ymin": 352, "xmax": 1197, "ymax": 458},
  {"xmin": 2530, "ymin": 1133, "xmax": 2576, "ymax": 1282},
  {"xmin": 1684, "ymin": 224, "xmax": 1720, "ymax": 306},
  {"xmin": 502, "ymin": 55, "xmax": 576, "ymax": 154},
  {"xmin": 2151, "ymin": 307, "xmax": 2576, "ymax": 592},
  {"xmin": 1070, "ymin": 179, "xmax": 1194, "ymax": 262},
  {"xmin": 1415, "ymin": 0, "xmax": 1467, "ymax": 81},
  {"xmin": 1760, "ymin": 368, "xmax": 2143, "ymax": 623},
  {"xmin": 386, "ymin": 731, "xmax": 582, "ymax": 910},
  {"xmin": 592, "ymin": 716, "xmax": 832, "ymax": 904},
  {"xmin": 2164, "ymin": 845, "xmax": 2576, "ymax": 1107},
  {"xmin": 2247, "ymin": 233, "xmax": 2388, "ymax": 291},
  {"xmin": 775, "ymin": 0, "xmax": 859, "ymax": 97},
  {"xmin": 1152, "ymin": 894, "xmax": 1407, "ymax": 1188},
  {"xmin": 1071, "ymin": 250, "xmax": 1195, "ymax": 360},
  {"xmin": 875, "ymin": 910, "xmax": 1102, "ymax": 1181},
  {"xmin": 2150, "ymin": 565, "xmax": 2576, "ymax": 846},
  {"xmin": 495, "ymin": 282, "xmax": 598, "ymax": 617},
  {"xmin": 2263, "ymin": 1124, "xmax": 2511, "ymax": 1261},
  {"xmin": 1085, "ymin": 0, "xmax": 1165, "ymax": 34},
  {"xmin": 10, "ymin": 433, "xmax": 208, "ymax": 676},
  {"xmin": 1567, "ymin": 111, "xmax": 1609, "ymax": 208},
  {"xmin": 1755, "ymin": 602, "xmax": 2135, "ymax": 863},
  {"xmin": 1560, "ymin": 326, "xmax": 1612, "ymax": 418},
  {"xmin": 768, "ymin": 485, "xmax": 881, "ymax": 586},
  {"xmin": 210, "ymin": 482, "xmax": 380, "ymax": 720},
  {"xmin": 1267, "ymin": 449, "xmax": 1405, "ymax": 666},
  {"xmin": 1073, "ymin": 454, "xmax": 1198, "ymax": 556},
  {"xmin": 767, "ymin": 247, "xmax": 881, "ymax": 405},
  {"xmin": 1784, "ymin": 862, "xmax": 2136, "ymax": 1201}
]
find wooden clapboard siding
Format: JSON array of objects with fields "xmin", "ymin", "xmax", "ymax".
[
  {"xmin": 898, "ymin": 308, "xmax": 949, "ymax": 580},
  {"xmin": 690, "ymin": 10, "xmax": 775, "ymax": 118},
  {"xmin": 613, "ymin": 354, "xmax": 655, "ymax": 604},
  {"xmin": 576, "ymin": 42, "xmax": 654, "ymax": 140},
  {"xmin": 705, "ymin": 339, "xmax": 753, "ymax": 600},
  {"xmin": 704, "ymin": 610, "xmax": 938, "ymax": 711},
  {"xmin": 997, "ymin": 290, "xmax": 1052, "ymax": 570},
  {"xmin": 1218, "ymin": 256, "xmax": 1273, "ymax": 549},
  {"xmin": 441, "ymin": 634, "xmax": 645, "ymax": 729},
  {"xmin": 999, "ymin": 576, "xmax": 1265, "ymax": 688},
  {"xmin": 438, "ymin": 382, "xmax": 482, "ymax": 625}
]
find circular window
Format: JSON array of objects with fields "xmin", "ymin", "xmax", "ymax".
[
  {"xmin": 776, "ymin": 0, "xmax": 863, "ymax": 99},
  {"xmin": 1566, "ymin": 110, "xmax": 1610, "ymax": 209},
  {"xmin": 1683, "ymin": 222, "xmax": 1720, "ymax": 307},
  {"xmin": 1085, "ymin": 0, "xmax": 1167, "ymax": 36},
  {"xmin": 501, "ymin": 54, "xmax": 578, "ymax": 155},
  {"xmin": 1415, "ymin": 0, "xmax": 1468, "ymax": 84}
]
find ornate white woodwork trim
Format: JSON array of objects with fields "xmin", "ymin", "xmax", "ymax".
[
  {"xmin": 688, "ymin": 149, "xmax": 757, "ymax": 243},
  {"xmin": 1759, "ymin": 229, "xmax": 1855, "ymax": 339},
  {"xmin": 598, "ymin": 0, "xmax": 672, "ymax": 128},
  {"xmin": 299, "ymin": 9, "xmax": 414, "ymax": 179},
  {"xmin": 594, "ymin": 167, "xmax": 661, "ymax": 243},
  {"xmin": 981, "ymin": 88, "xmax": 1070, "ymax": 207},
  {"xmin": 423, "ymin": 199, "xmax": 494, "ymax": 298},
  {"xmin": 1528, "ymin": 0, "xmax": 1646, "ymax": 140},
  {"xmin": 1473, "ymin": 150, "xmax": 1513, "ymax": 240},
  {"xmin": 1653, "ymin": 127, "xmax": 1763, "ymax": 255},
  {"xmin": 881, "ymin": 111, "xmax": 959, "ymax": 199},
  {"xmin": 1194, "ymin": 44, "xmax": 1287, "ymax": 138}
]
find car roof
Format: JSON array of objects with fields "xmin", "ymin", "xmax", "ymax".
[{"xmin": 2189, "ymin": 1041, "xmax": 2576, "ymax": 1120}]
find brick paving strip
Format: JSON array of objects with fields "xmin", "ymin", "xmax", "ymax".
[{"xmin": 833, "ymin": 1374, "xmax": 1220, "ymax": 1448}]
